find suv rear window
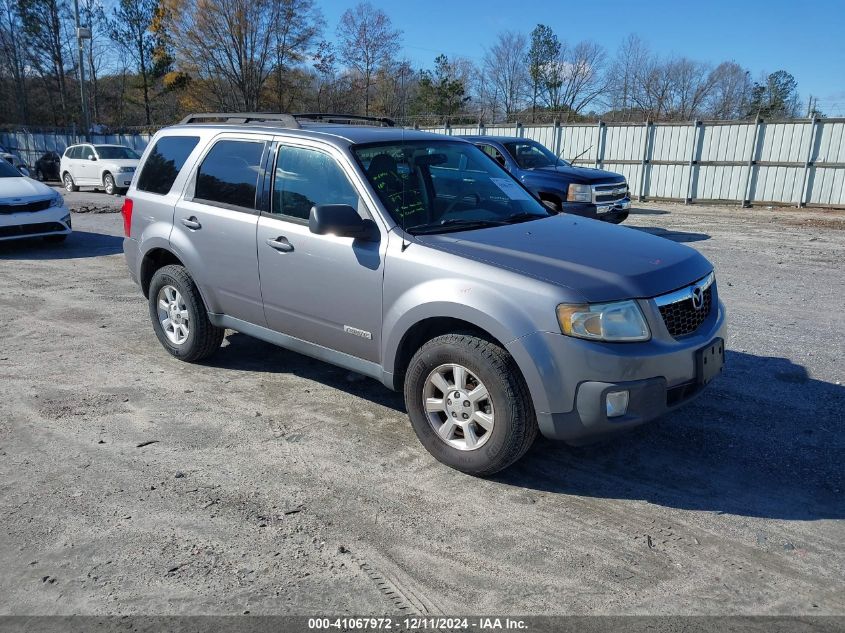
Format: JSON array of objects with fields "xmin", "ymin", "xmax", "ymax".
[
  {"xmin": 137, "ymin": 136, "xmax": 200, "ymax": 195},
  {"xmin": 194, "ymin": 140, "xmax": 264, "ymax": 210}
]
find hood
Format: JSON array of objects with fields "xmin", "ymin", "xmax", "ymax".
[
  {"xmin": 416, "ymin": 214, "xmax": 712, "ymax": 302},
  {"xmin": 99, "ymin": 159, "xmax": 139, "ymax": 169},
  {"xmin": 0, "ymin": 176, "xmax": 56, "ymax": 200},
  {"xmin": 532, "ymin": 164, "xmax": 626, "ymax": 184}
]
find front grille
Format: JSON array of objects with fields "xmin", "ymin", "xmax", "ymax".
[
  {"xmin": 593, "ymin": 182, "xmax": 628, "ymax": 203},
  {"xmin": 0, "ymin": 222, "xmax": 65, "ymax": 238},
  {"xmin": 658, "ymin": 285, "xmax": 713, "ymax": 337},
  {"xmin": 0, "ymin": 198, "xmax": 52, "ymax": 214}
]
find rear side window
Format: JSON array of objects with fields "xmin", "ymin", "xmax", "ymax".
[
  {"xmin": 194, "ymin": 140, "xmax": 265, "ymax": 210},
  {"xmin": 137, "ymin": 136, "xmax": 200, "ymax": 195}
]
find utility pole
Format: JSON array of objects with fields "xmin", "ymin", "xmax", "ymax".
[{"xmin": 73, "ymin": 0, "xmax": 91, "ymax": 139}]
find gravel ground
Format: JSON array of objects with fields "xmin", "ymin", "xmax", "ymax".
[{"xmin": 0, "ymin": 200, "xmax": 843, "ymax": 616}]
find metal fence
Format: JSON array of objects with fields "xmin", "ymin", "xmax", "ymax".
[
  {"xmin": 426, "ymin": 119, "xmax": 845, "ymax": 208},
  {"xmin": 0, "ymin": 129, "xmax": 152, "ymax": 168},
  {"xmin": 2, "ymin": 118, "xmax": 844, "ymax": 207}
]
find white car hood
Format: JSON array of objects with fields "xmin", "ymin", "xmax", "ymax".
[
  {"xmin": 0, "ymin": 176, "xmax": 56, "ymax": 201},
  {"xmin": 101, "ymin": 159, "xmax": 139, "ymax": 169}
]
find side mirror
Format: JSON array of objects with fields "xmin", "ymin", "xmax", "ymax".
[
  {"xmin": 88, "ymin": 155, "xmax": 96, "ymax": 161},
  {"xmin": 18, "ymin": 166, "xmax": 30, "ymax": 177},
  {"xmin": 309, "ymin": 204, "xmax": 378, "ymax": 241}
]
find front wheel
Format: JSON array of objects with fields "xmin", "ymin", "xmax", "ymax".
[
  {"xmin": 404, "ymin": 333, "xmax": 538, "ymax": 476},
  {"xmin": 148, "ymin": 265, "xmax": 224, "ymax": 362},
  {"xmin": 63, "ymin": 173, "xmax": 78, "ymax": 192},
  {"xmin": 103, "ymin": 173, "xmax": 116, "ymax": 195},
  {"xmin": 35, "ymin": 168, "xmax": 44, "ymax": 181}
]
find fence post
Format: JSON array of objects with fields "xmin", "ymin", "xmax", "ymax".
[
  {"xmin": 798, "ymin": 116, "xmax": 820, "ymax": 208},
  {"xmin": 445, "ymin": 121, "xmax": 452, "ymax": 136},
  {"xmin": 553, "ymin": 119, "xmax": 562, "ymax": 156},
  {"xmin": 685, "ymin": 120, "xmax": 702, "ymax": 204},
  {"xmin": 595, "ymin": 120, "xmax": 606, "ymax": 169},
  {"xmin": 638, "ymin": 120, "xmax": 653, "ymax": 202},
  {"xmin": 516, "ymin": 122, "xmax": 524, "ymax": 138},
  {"xmin": 742, "ymin": 117, "xmax": 763, "ymax": 207}
]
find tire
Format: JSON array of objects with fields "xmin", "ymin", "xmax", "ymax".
[
  {"xmin": 148, "ymin": 264, "xmax": 224, "ymax": 362},
  {"xmin": 43, "ymin": 234, "xmax": 67, "ymax": 243},
  {"xmin": 35, "ymin": 168, "xmax": 44, "ymax": 181},
  {"xmin": 404, "ymin": 333, "xmax": 538, "ymax": 476},
  {"xmin": 63, "ymin": 173, "xmax": 78, "ymax": 192},
  {"xmin": 103, "ymin": 172, "xmax": 115, "ymax": 195}
]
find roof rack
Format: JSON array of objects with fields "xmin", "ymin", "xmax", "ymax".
[
  {"xmin": 179, "ymin": 113, "xmax": 301, "ymax": 129},
  {"xmin": 293, "ymin": 113, "xmax": 396, "ymax": 127}
]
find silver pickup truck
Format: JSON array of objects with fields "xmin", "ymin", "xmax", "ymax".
[{"xmin": 122, "ymin": 113, "xmax": 726, "ymax": 476}]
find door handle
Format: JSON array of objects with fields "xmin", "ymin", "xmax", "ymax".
[
  {"xmin": 266, "ymin": 236, "xmax": 294, "ymax": 252},
  {"xmin": 181, "ymin": 217, "xmax": 201, "ymax": 230}
]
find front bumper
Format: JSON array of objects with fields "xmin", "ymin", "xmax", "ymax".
[
  {"xmin": 0, "ymin": 205, "xmax": 72, "ymax": 241},
  {"xmin": 561, "ymin": 198, "xmax": 631, "ymax": 224},
  {"xmin": 116, "ymin": 173, "xmax": 134, "ymax": 188},
  {"xmin": 507, "ymin": 297, "xmax": 726, "ymax": 444}
]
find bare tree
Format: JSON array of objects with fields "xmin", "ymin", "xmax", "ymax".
[
  {"xmin": 483, "ymin": 31, "xmax": 527, "ymax": 118},
  {"xmin": 18, "ymin": 0, "xmax": 72, "ymax": 123},
  {"xmin": 110, "ymin": 0, "xmax": 157, "ymax": 124},
  {"xmin": 664, "ymin": 57, "xmax": 715, "ymax": 119},
  {"xmin": 335, "ymin": 2, "xmax": 400, "ymax": 115},
  {"xmin": 0, "ymin": 0, "xmax": 29, "ymax": 122},
  {"xmin": 705, "ymin": 61, "xmax": 752, "ymax": 119},
  {"xmin": 168, "ymin": 0, "xmax": 280, "ymax": 111},
  {"xmin": 546, "ymin": 40, "xmax": 607, "ymax": 121},
  {"xmin": 605, "ymin": 35, "xmax": 650, "ymax": 120},
  {"xmin": 270, "ymin": 0, "xmax": 323, "ymax": 112}
]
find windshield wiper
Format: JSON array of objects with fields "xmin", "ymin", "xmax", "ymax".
[
  {"xmin": 406, "ymin": 218, "xmax": 507, "ymax": 235},
  {"xmin": 502, "ymin": 212, "xmax": 547, "ymax": 224}
]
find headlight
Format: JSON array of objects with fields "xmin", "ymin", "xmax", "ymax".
[
  {"xmin": 117, "ymin": 166, "xmax": 135, "ymax": 173},
  {"xmin": 566, "ymin": 183, "xmax": 592, "ymax": 203},
  {"xmin": 557, "ymin": 300, "xmax": 650, "ymax": 342},
  {"xmin": 49, "ymin": 192, "xmax": 64, "ymax": 208}
]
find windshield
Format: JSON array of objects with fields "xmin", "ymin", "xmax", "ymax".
[
  {"xmin": 0, "ymin": 159, "xmax": 21, "ymax": 178},
  {"xmin": 352, "ymin": 140, "xmax": 550, "ymax": 234},
  {"xmin": 95, "ymin": 146, "xmax": 139, "ymax": 160},
  {"xmin": 504, "ymin": 141, "xmax": 568, "ymax": 170}
]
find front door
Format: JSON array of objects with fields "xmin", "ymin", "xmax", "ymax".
[
  {"xmin": 77, "ymin": 144, "xmax": 97, "ymax": 184},
  {"xmin": 256, "ymin": 142, "xmax": 385, "ymax": 363},
  {"xmin": 172, "ymin": 135, "xmax": 269, "ymax": 325}
]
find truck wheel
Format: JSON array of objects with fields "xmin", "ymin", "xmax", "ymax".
[
  {"xmin": 148, "ymin": 264, "xmax": 224, "ymax": 362},
  {"xmin": 404, "ymin": 333, "xmax": 538, "ymax": 476}
]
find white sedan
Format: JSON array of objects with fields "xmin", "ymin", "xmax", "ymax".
[{"xmin": 0, "ymin": 159, "xmax": 71, "ymax": 243}]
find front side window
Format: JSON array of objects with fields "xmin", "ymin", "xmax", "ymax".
[
  {"xmin": 136, "ymin": 135, "xmax": 200, "ymax": 195},
  {"xmin": 194, "ymin": 140, "xmax": 264, "ymax": 209},
  {"xmin": 503, "ymin": 141, "xmax": 568, "ymax": 170},
  {"xmin": 95, "ymin": 146, "xmax": 140, "ymax": 160},
  {"xmin": 272, "ymin": 145, "xmax": 360, "ymax": 220},
  {"xmin": 352, "ymin": 140, "xmax": 550, "ymax": 234}
]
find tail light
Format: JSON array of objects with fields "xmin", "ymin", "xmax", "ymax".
[{"xmin": 121, "ymin": 198, "xmax": 133, "ymax": 237}]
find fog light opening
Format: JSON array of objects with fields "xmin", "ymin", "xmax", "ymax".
[{"xmin": 606, "ymin": 390, "xmax": 629, "ymax": 418}]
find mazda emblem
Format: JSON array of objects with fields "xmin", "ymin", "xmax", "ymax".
[{"xmin": 691, "ymin": 286, "xmax": 704, "ymax": 310}]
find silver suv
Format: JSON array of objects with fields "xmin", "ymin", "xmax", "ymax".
[{"xmin": 122, "ymin": 113, "xmax": 726, "ymax": 475}]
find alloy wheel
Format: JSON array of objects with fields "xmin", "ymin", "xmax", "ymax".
[
  {"xmin": 423, "ymin": 363, "xmax": 495, "ymax": 451},
  {"xmin": 156, "ymin": 285, "xmax": 190, "ymax": 345}
]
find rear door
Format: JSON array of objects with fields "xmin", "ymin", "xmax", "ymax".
[
  {"xmin": 171, "ymin": 134, "xmax": 269, "ymax": 326},
  {"xmin": 256, "ymin": 140, "xmax": 385, "ymax": 362}
]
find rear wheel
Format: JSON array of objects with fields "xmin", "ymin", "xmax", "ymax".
[
  {"xmin": 63, "ymin": 173, "xmax": 78, "ymax": 192},
  {"xmin": 404, "ymin": 333, "xmax": 538, "ymax": 476},
  {"xmin": 148, "ymin": 264, "xmax": 224, "ymax": 362}
]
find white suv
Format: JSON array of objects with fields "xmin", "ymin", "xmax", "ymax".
[{"xmin": 61, "ymin": 144, "xmax": 140, "ymax": 195}]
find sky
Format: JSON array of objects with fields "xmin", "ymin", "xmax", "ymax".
[{"xmin": 319, "ymin": 0, "xmax": 845, "ymax": 115}]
